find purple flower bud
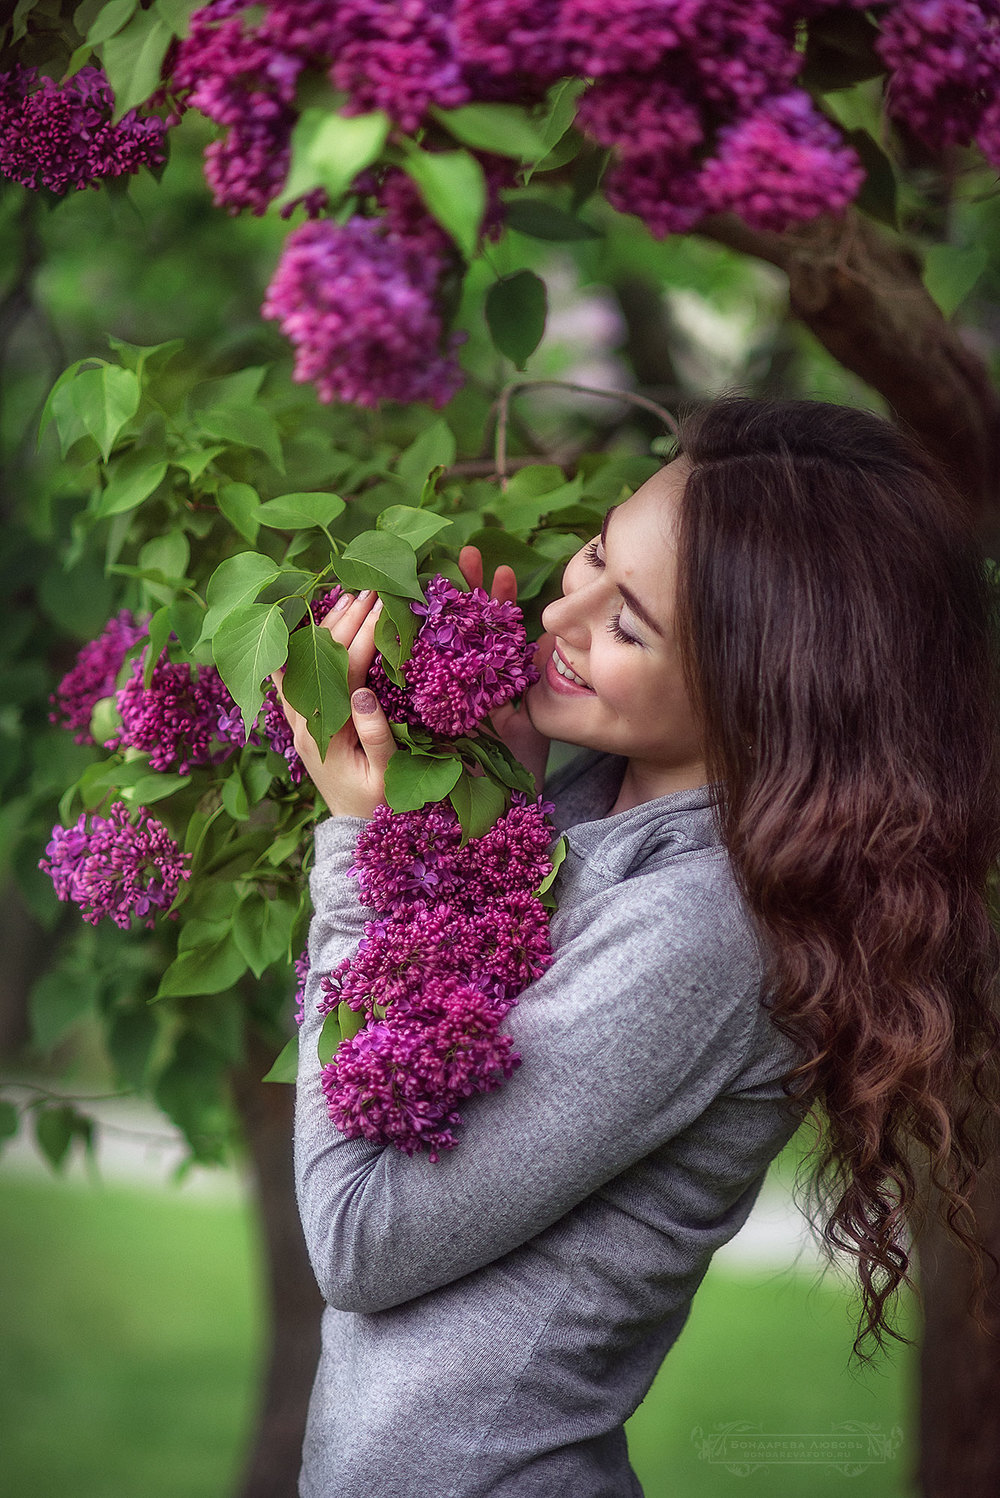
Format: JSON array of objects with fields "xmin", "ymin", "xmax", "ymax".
[{"xmin": 40, "ymin": 803, "xmax": 191, "ymax": 930}]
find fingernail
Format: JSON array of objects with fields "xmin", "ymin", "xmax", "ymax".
[
  {"xmin": 334, "ymin": 592, "xmax": 352, "ymax": 611},
  {"xmin": 356, "ymin": 589, "xmax": 371, "ymax": 602},
  {"xmin": 353, "ymin": 689, "xmax": 377, "ymax": 714},
  {"xmin": 372, "ymin": 598, "xmax": 383, "ymax": 616}
]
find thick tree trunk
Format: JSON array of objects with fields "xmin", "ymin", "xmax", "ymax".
[
  {"xmin": 230, "ymin": 1032, "xmax": 323, "ymax": 1498},
  {"xmin": 916, "ymin": 1172, "xmax": 1000, "ymax": 1497},
  {"xmin": 698, "ymin": 208, "xmax": 1000, "ymax": 542}
]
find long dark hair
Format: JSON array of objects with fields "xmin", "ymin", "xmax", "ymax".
[{"xmin": 672, "ymin": 395, "xmax": 1000, "ymax": 1358}]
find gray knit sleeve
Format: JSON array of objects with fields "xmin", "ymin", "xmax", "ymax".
[{"xmin": 294, "ymin": 819, "xmax": 768, "ymax": 1315}]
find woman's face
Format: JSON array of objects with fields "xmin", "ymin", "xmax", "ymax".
[{"xmin": 526, "ymin": 457, "xmax": 707, "ymax": 798}]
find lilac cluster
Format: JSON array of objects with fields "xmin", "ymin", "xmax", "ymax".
[
  {"xmin": 368, "ymin": 574, "xmax": 539, "ymax": 737},
  {"xmin": 110, "ymin": 652, "xmax": 246, "ymax": 774},
  {"xmin": 318, "ymin": 793, "xmax": 555, "ymax": 1159},
  {"xmin": 262, "ymin": 217, "xmax": 465, "ymax": 409},
  {"xmin": 293, "ymin": 948, "xmax": 310, "ymax": 1027},
  {"xmin": 41, "ymin": 802, "xmax": 191, "ymax": 930},
  {"xmin": 0, "ymin": 65, "xmax": 167, "ymax": 195},
  {"xmin": 877, "ymin": 0, "xmax": 1000, "ymax": 164},
  {"xmin": 50, "ymin": 610, "xmax": 146, "ymax": 745}
]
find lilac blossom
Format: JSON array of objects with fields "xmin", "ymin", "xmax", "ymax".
[
  {"xmin": 877, "ymin": 0, "xmax": 1000, "ymax": 150},
  {"xmin": 700, "ymin": 92, "xmax": 865, "ymax": 232},
  {"xmin": 325, "ymin": 0, "xmax": 469, "ymax": 132},
  {"xmin": 111, "ymin": 652, "xmax": 246, "ymax": 774},
  {"xmin": 577, "ymin": 74, "xmax": 706, "ymax": 159},
  {"xmin": 454, "ymin": 0, "xmax": 570, "ymax": 87},
  {"xmin": 50, "ymin": 610, "xmax": 146, "ymax": 745},
  {"xmin": 0, "ymin": 65, "xmax": 168, "ymax": 195},
  {"xmin": 293, "ymin": 948, "xmax": 310, "ymax": 1027},
  {"xmin": 559, "ymin": 0, "xmax": 700, "ymax": 74},
  {"xmin": 41, "ymin": 802, "xmax": 191, "ymax": 930},
  {"xmin": 602, "ymin": 154, "xmax": 710, "ymax": 238},
  {"xmin": 320, "ymin": 974, "xmax": 520, "ymax": 1161},
  {"xmin": 262, "ymin": 218, "xmax": 465, "ymax": 409},
  {"xmin": 369, "ymin": 575, "xmax": 539, "ymax": 737},
  {"xmin": 348, "ymin": 801, "xmax": 467, "ymax": 909}
]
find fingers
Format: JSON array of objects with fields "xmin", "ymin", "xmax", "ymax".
[
  {"xmin": 318, "ymin": 589, "xmax": 383, "ymax": 694},
  {"xmin": 458, "ymin": 547, "xmax": 518, "ymax": 605},
  {"xmin": 350, "ymin": 687, "xmax": 396, "ymax": 778}
]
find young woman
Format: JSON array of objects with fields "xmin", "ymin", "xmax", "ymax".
[{"xmin": 278, "ymin": 396, "xmax": 1000, "ymax": 1498}]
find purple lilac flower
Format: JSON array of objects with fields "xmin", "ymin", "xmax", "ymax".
[
  {"xmin": 0, "ymin": 65, "xmax": 168, "ymax": 195},
  {"xmin": 686, "ymin": 0, "xmax": 800, "ymax": 109},
  {"xmin": 602, "ymin": 153, "xmax": 710, "ymax": 237},
  {"xmin": 368, "ymin": 575, "xmax": 539, "ymax": 737},
  {"xmin": 262, "ymin": 217, "xmax": 465, "ymax": 409},
  {"xmin": 559, "ymin": 0, "xmax": 700, "ymax": 74},
  {"xmin": 326, "ymin": 0, "xmax": 469, "ymax": 132},
  {"xmin": 577, "ymin": 74, "xmax": 705, "ymax": 159},
  {"xmin": 293, "ymin": 947, "xmax": 310, "ymax": 1027},
  {"xmin": 319, "ymin": 902, "xmax": 484, "ymax": 1016},
  {"xmin": 877, "ymin": 0, "xmax": 999, "ymax": 150},
  {"xmin": 320, "ymin": 974, "xmax": 520, "ymax": 1161},
  {"xmin": 50, "ymin": 610, "xmax": 147, "ymax": 745},
  {"xmin": 348, "ymin": 801, "xmax": 467, "ymax": 909},
  {"xmin": 111, "ymin": 652, "xmax": 246, "ymax": 774},
  {"xmin": 467, "ymin": 794, "xmax": 557, "ymax": 899},
  {"xmin": 699, "ymin": 92, "xmax": 866, "ymax": 232},
  {"xmin": 41, "ymin": 802, "xmax": 191, "ymax": 930},
  {"xmin": 454, "ymin": 0, "xmax": 571, "ymax": 87}
]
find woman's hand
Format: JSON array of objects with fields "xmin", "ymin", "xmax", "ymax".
[
  {"xmin": 272, "ymin": 590, "xmax": 397, "ymax": 821},
  {"xmin": 458, "ymin": 546, "xmax": 551, "ymax": 794}
]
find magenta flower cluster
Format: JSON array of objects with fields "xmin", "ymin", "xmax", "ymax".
[
  {"xmin": 317, "ymin": 792, "xmax": 555, "ymax": 1159},
  {"xmin": 877, "ymin": 0, "xmax": 1000, "ymax": 165},
  {"xmin": 41, "ymin": 802, "xmax": 191, "ymax": 930},
  {"xmin": 262, "ymin": 217, "xmax": 465, "ymax": 409},
  {"xmin": 50, "ymin": 610, "xmax": 146, "ymax": 745},
  {"xmin": 0, "ymin": 65, "xmax": 168, "ymax": 195},
  {"xmin": 110, "ymin": 651, "xmax": 246, "ymax": 775},
  {"xmin": 368, "ymin": 574, "xmax": 539, "ymax": 737}
]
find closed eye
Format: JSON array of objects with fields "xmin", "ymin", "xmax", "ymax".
[{"xmin": 582, "ymin": 540, "xmax": 641, "ymax": 646}]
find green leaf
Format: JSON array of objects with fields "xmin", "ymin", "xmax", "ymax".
[
  {"xmin": 384, "ymin": 750, "xmax": 462, "ymax": 812},
  {"xmin": 448, "ymin": 769, "xmax": 508, "ymax": 841},
  {"xmin": 154, "ymin": 0, "xmax": 198, "ymax": 38},
  {"xmin": 52, "ymin": 365, "xmax": 140, "ymax": 461},
  {"xmin": 153, "ymin": 1033, "xmax": 229, "ymax": 1163},
  {"xmin": 144, "ymin": 606, "xmax": 171, "ymax": 685},
  {"xmin": 257, "ymin": 492, "xmax": 346, "ymax": 530},
  {"xmin": 213, "ymin": 601, "xmax": 290, "ymax": 738},
  {"xmin": 138, "ymin": 531, "xmax": 190, "ymax": 606},
  {"xmin": 317, "ymin": 1010, "xmax": 342, "ymax": 1065},
  {"xmin": 431, "ymin": 103, "xmax": 548, "ymax": 160},
  {"xmin": 218, "ymin": 482, "xmax": 262, "ymax": 543},
  {"xmin": 282, "ymin": 624, "xmax": 352, "ymax": 752},
  {"xmin": 119, "ymin": 771, "xmax": 189, "ymax": 807},
  {"xmin": 537, "ymin": 79, "xmax": 586, "ymax": 157},
  {"xmin": 196, "ymin": 405, "xmax": 284, "ymax": 471},
  {"xmin": 845, "ymin": 129, "xmax": 897, "ymax": 231},
  {"xmin": 485, "ymin": 270, "xmax": 547, "ymax": 369},
  {"xmin": 374, "ymin": 590, "xmax": 419, "ymax": 671},
  {"xmin": 171, "ymin": 445, "xmax": 226, "ymax": 481},
  {"xmin": 233, "ymin": 892, "xmax": 297, "ymax": 978},
  {"xmin": 38, "ymin": 358, "xmax": 87, "ymax": 446},
  {"xmin": 106, "ymin": 334, "xmax": 184, "ymax": 380},
  {"xmin": 376, "ymin": 505, "xmax": 453, "ymax": 552},
  {"xmin": 156, "ymin": 931, "xmax": 248, "ymax": 998},
  {"xmin": 335, "ymin": 530, "xmax": 424, "ymax": 600},
  {"xmin": 167, "ymin": 599, "xmax": 204, "ymax": 652},
  {"xmin": 101, "ymin": 5, "xmax": 172, "ymax": 118},
  {"xmin": 278, "ymin": 108, "xmax": 390, "ymax": 208},
  {"xmin": 107, "ymin": 1007, "xmax": 158, "ymax": 1089},
  {"xmin": 506, "ymin": 199, "xmax": 601, "ymax": 241},
  {"xmin": 492, "ymin": 475, "xmax": 584, "ymax": 534},
  {"xmin": 221, "ymin": 772, "xmax": 249, "ymax": 821},
  {"xmin": 35, "ymin": 1105, "xmax": 92, "ymax": 1173},
  {"xmin": 200, "ymin": 552, "xmax": 283, "ymax": 642},
  {"xmin": 94, "ymin": 447, "xmax": 167, "ymax": 518},
  {"xmin": 0, "ymin": 1099, "xmax": 18, "ymax": 1149},
  {"xmin": 394, "ymin": 419, "xmax": 457, "ymax": 494},
  {"xmin": 86, "ymin": 0, "xmax": 137, "ymax": 48},
  {"xmin": 262, "ymin": 1034, "xmax": 299, "ymax": 1083},
  {"xmin": 535, "ymin": 834, "xmax": 567, "ymax": 896},
  {"xmin": 457, "ymin": 734, "xmax": 535, "ymax": 795},
  {"xmin": 923, "ymin": 243, "xmax": 989, "ymax": 318},
  {"xmin": 338, "ymin": 1003, "xmax": 366, "ymax": 1042},
  {"xmin": 462, "ymin": 527, "xmax": 557, "ymax": 599},
  {"xmin": 401, "ymin": 145, "xmax": 486, "ymax": 262}
]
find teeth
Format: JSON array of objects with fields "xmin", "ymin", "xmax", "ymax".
[{"xmin": 554, "ymin": 650, "xmax": 588, "ymax": 687}]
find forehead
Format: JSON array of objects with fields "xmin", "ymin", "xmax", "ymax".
[{"xmin": 607, "ymin": 459, "xmax": 688, "ymax": 611}]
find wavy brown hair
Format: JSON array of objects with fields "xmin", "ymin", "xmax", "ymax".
[{"xmin": 672, "ymin": 396, "xmax": 1000, "ymax": 1358}]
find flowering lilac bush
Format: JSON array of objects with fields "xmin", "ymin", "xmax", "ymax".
[
  {"xmin": 0, "ymin": 65, "xmax": 168, "ymax": 194},
  {"xmin": 368, "ymin": 574, "xmax": 539, "ymax": 736},
  {"xmin": 41, "ymin": 802, "xmax": 191, "ymax": 930},
  {"xmin": 317, "ymin": 794, "xmax": 555, "ymax": 1159},
  {"xmin": 49, "ymin": 609, "xmax": 146, "ymax": 744}
]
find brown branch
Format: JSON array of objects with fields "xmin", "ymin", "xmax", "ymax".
[
  {"xmin": 493, "ymin": 380, "xmax": 678, "ymax": 487},
  {"xmin": 696, "ymin": 207, "xmax": 1000, "ymax": 537}
]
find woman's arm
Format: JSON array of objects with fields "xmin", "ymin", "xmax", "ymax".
[{"xmin": 295, "ymin": 827, "xmax": 764, "ymax": 1314}]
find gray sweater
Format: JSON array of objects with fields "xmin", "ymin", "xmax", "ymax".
[{"xmin": 295, "ymin": 749, "xmax": 804, "ymax": 1497}]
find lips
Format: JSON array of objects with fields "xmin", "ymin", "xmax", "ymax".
[{"xmin": 545, "ymin": 642, "xmax": 594, "ymax": 695}]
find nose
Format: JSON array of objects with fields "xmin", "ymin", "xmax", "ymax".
[{"xmin": 541, "ymin": 554, "xmax": 592, "ymax": 645}]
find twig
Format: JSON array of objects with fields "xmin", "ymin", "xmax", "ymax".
[{"xmin": 493, "ymin": 380, "xmax": 679, "ymax": 488}]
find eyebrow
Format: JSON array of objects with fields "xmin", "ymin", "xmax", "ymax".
[{"xmin": 601, "ymin": 506, "xmax": 665, "ymax": 638}]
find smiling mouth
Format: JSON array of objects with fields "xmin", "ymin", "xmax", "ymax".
[{"xmin": 553, "ymin": 644, "xmax": 591, "ymax": 688}]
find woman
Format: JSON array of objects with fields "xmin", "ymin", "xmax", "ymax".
[{"xmin": 279, "ymin": 396, "xmax": 1000, "ymax": 1497}]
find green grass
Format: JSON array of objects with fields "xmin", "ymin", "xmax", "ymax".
[{"xmin": 0, "ymin": 1171, "xmax": 916, "ymax": 1498}]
